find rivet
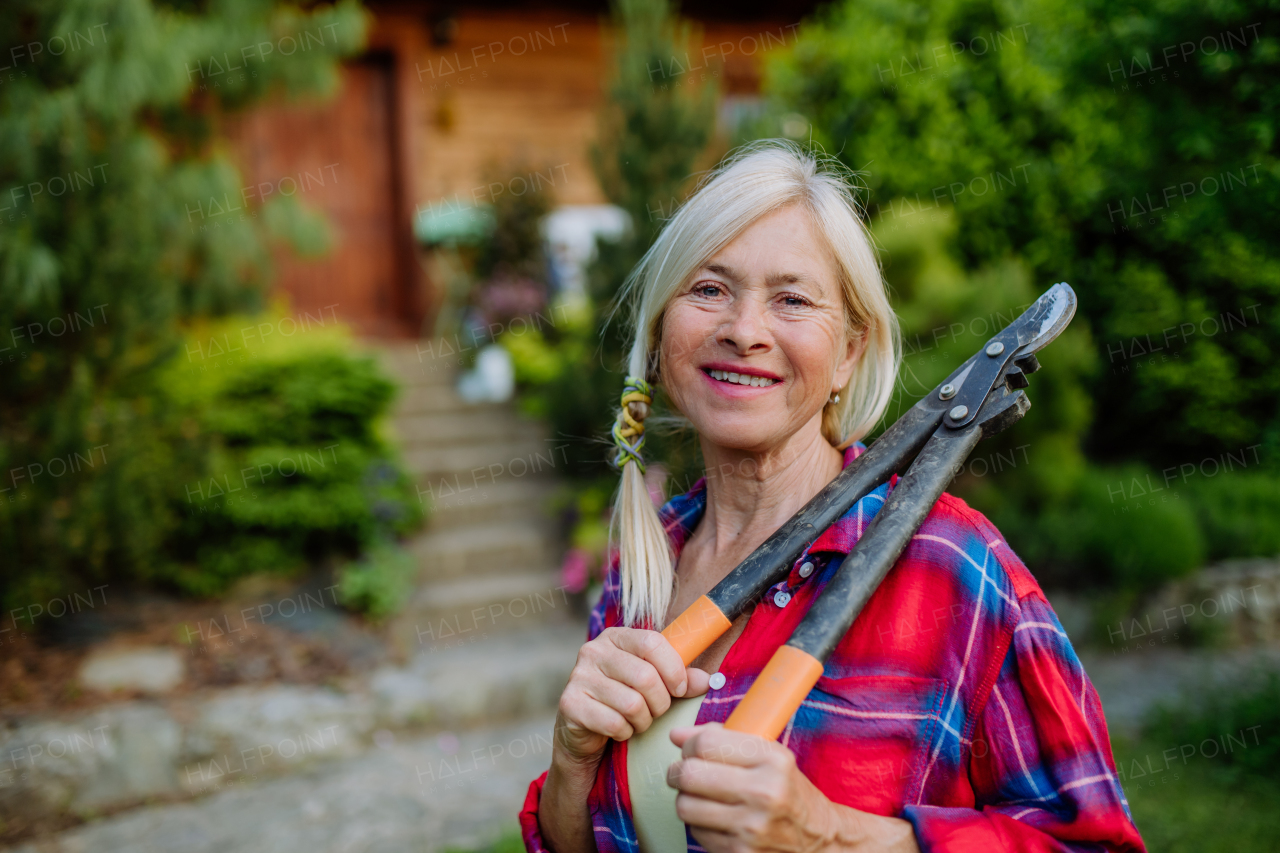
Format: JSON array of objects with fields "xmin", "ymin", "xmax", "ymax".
[
  {"xmin": 939, "ymin": 383, "xmax": 956, "ymax": 400},
  {"xmin": 949, "ymin": 405, "xmax": 969, "ymax": 420},
  {"xmin": 986, "ymin": 342, "xmax": 1005, "ymax": 357}
]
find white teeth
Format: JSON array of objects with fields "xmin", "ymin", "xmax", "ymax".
[{"xmin": 707, "ymin": 369, "xmax": 776, "ymax": 387}]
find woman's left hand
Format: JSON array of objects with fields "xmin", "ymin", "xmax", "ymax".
[{"xmin": 667, "ymin": 724, "xmax": 920, "ymax": 853}]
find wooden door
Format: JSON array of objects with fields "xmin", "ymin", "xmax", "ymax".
[{"xmin": 231, "ymin": 55, "xmax": 418, "ymax": 337}]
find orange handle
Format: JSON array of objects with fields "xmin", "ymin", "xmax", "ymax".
[
  {"xmin": 723, "ymin": 645, "xmax": 824, "ymax": 740},
  {"xmin": 660, "ymin": 594, "xmax": 733, "ymax": 667}
]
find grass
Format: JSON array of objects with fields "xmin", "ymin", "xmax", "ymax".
[
  {"xmin": 443, "ymin": 828, "xmax": 524, "ymax": 853},
  {"xmin": 1117, "ymin": 737, "xmax": 1280, "ymax": 851}
]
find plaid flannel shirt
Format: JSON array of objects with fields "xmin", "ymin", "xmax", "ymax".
[{"xmin": 521, "ymin": 446, "xmax": 1145, "ymax": 852}]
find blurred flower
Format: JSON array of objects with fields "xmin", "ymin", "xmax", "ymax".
[
  {"xmin": 476, "ymin": 273, "xmax": 546, "ymax": 329},
  {"xmin": 560, "ymin": 547, "xmax": 591, "ymax": 594}
]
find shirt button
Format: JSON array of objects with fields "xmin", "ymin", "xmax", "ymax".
[
  {"xmin": 773, "ymin": 590, "xmax": 792, "ymax": 607},
  {"xmin": 708, "ymin": 672, "xmax": 726, "ymax": 690},
  {"xmin": 798, "ymin": 561, "xmax": 815, "ymax": 578}
]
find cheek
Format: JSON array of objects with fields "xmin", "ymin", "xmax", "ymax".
[
  {"xmin": 659, "ymin": 309, "xmax": 715, "ymax": 385},
  {"xmin": 783, "ymin": 323, "xmax": 844, "ymax": 384},
  {"xmin": 662, "ymin": 306, "xmax": 715, "ymax": 361}
]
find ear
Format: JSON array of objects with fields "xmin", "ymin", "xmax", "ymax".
[{"xmin": 832, "ymin": 326, "xmax": 867, "ymax": 393}]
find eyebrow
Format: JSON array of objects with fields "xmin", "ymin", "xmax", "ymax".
[{"xmin": 701, "ymin": 262, "xmax": 813, "ymax": 287}]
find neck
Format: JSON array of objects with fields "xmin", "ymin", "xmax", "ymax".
[{"xmin": 696, "ymin": 421, "xmax": 844, "ymax": 559}]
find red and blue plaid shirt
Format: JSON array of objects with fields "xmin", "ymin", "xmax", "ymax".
[{"xmin": 521, "ymin": 446, "xmax": 1145, "ymax": 852}]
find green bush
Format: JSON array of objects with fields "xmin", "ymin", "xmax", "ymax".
[
  {"xmin": 161, "ymin": 317, "xmax": 423, "ymax": 601},
  {"xmin": 336, "ymin": 542, "xmax": 419, "ymax": 622},
  {"xmin": 1186, "ymin": 470, "xmax": 1280, "ymax": 561},
  {"xmin": 0, "ymin": 314, "xmax": 424, "ymax": 617},
  {"xmin": 992, "ymin": 465, "xmax": 1205, "ymax": 590}
]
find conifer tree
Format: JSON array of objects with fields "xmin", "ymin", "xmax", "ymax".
[{"xmin": 0, "ymin": 0, "xmax": 365, "ymax": 609}]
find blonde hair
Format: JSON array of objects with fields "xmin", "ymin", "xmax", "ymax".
[{"xmin": 610, "ymin": 140, "xmax": 901, "ymax": 628}]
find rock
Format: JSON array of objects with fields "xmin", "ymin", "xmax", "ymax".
[
  {"xmin": 181, "ymin": 685, "xmax": 374, "ymax": 792},
  {"xmin": 78, "ymin": 647, "xmax": 185, "ymax": 694},
  {"xmin": 0, "ymin": 704, "xmax": 182, "ymax": 826},
  {"xmin": 0, "ymin": 715, "xmax": 556, "ymax": 853},
  {"xmin": 370, "ymin": 625, "xmax": 580, "ymax": 728}
]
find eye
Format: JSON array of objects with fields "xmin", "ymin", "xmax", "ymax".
[
  {"xmin": 692, "ymin": 280, "xmax": 724, "ymax": 298},
  {"xmin": 778, "ymin": 292, "xmax": 811, "ymax": 308}
]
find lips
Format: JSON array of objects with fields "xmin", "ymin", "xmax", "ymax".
[{"xmin": 703, "ymin": 368, "xmax": 780, "ymax": 388}]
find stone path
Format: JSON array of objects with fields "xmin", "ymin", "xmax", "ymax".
[
  {"xmin": 4, "ymin": 715, "xmax": 556, "ymax": 853},
  {"xmin": 11, "ymin": 642, "xmax": 1280, "ymax": 853},
  {"xmin": 1081, "ymin": 644, "xmax": 1280, "ymax": 735}
]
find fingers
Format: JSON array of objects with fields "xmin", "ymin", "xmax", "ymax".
[
  {"xmin": 684, "ymin": 666, "xmax": 712, "ymax": 697},
  {"xmin": 596, "ymin": 646, "xmax": 672, "ymax": 721},
  {"xmin": 667, "ymin": 756, "xmax": 753, "ymax": 803},
  {"xmin": 560, "ymin": 693, "xmax": 634, "ymax": 742},
  {"xmin": 582, "ymin": 670, "xmax": 654, "ymax": 735},
  {"xmin": 559, "ymin": 628, "xmax": 699, "ymax": 751},
  {"xmin": 671, "ymin": 723, "xmax": 781, "ymax": 768},
  {"xmin": 606, "ymin": 628, "xmax": 691, "ymax": 697},
  {"xmin": 675, "ymin": 794, "xmax": 744, "ymax": 837}
]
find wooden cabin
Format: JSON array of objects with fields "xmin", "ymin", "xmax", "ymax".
[{"xmin": 230, "ymin": 1, "xmax": 818, "ymax": 337}]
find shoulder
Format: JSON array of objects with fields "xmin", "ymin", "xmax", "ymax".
[{"xmin": 901, "ymin": 489, "xmax": 1046, "ymax": 619}]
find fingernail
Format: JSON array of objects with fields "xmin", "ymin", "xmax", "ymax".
[{"xmin": 677, "ymin": 679, "xmax": 687, "ymax": 696}]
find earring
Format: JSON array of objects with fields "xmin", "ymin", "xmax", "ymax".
[{"xmin": 829, "ymin": 392, "xmax": 840, "ymax": 405}]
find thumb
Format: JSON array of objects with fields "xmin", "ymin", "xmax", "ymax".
[{"xmin": 682, "ymin": 666, "xmax": 712, "ymax": 697}]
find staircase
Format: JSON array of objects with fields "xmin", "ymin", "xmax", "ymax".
[{"xmin": 377, "ymin": 344, "xmax": 583, "ymax": 659}]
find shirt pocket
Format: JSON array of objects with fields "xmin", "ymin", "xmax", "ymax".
[{"xmin": 785, "ymin": 674, "xmax": 947, "ymax": 816}]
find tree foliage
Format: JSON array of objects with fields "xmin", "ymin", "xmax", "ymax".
[
  {"xmin": 760, "ymin": 0, "xmax": 1278, "ymax": 587},
  {"xmin": 0, "ymin": 0, "xmax": 367, "ymax": 610},
  {"xmin": 767, "ymin": 0, "xmax": 1279, "ymax": 467}
]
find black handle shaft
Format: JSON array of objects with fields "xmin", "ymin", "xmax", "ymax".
[
  {"xmin": 705, "ymin": 402, "xmax": 943, "ymax": 620},
  {"xmin": 787, "ymin": 422, "xmax": 984, "ymax": 661}
]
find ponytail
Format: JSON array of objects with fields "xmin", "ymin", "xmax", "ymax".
[{"xmin": 610, "ymin": 376, "xmax": 675, "ymax": 628}]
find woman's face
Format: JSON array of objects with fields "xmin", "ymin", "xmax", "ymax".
[{"xmin": 659, "ymin": 204, "xmax": 861, "ymax": 455}]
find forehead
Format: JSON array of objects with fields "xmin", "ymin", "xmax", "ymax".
[{"xmin": 699, "ymin": 205, "xmax": 839, "ymax": 288}]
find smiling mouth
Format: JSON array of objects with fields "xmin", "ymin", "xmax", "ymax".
[{"xmin": 705, "ymin": 368, "xmax": 779, "ymax": 388}]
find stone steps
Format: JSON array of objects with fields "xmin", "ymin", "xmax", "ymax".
[
  {"xmin": 375, "ymin": 342, "xmax": 574, "ymax": 647},
  {"xmin": 425, "ymin": 477, "xmax": 562, "ymax": 529},
  {"xmin": 410, "ymin": 517, "xmax": 561, "ymax": 580},
  {"xmin": 398, "ymin": 570, "xmax": 572, "ymax": 653},
  {"xmin": 404, "ymin": 438, "xmax": 569, "ymax": 485},
  {"xmin": 395, "ymin": 409, "xmax": 543, "ymax": 447}
]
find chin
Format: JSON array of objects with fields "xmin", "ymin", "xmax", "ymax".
[{"xmin": 690, "ymin": 415, "xmax": 783, "ymax": 452}]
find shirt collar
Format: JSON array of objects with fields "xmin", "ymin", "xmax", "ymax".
[{"xmin": 657, "ymin": 443, "xmax": 884, "ymax": 576}]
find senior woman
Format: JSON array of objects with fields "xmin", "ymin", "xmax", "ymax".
[{"xmin": 520, "ymin": 142, "xmax": 1144, "ymax": 853}]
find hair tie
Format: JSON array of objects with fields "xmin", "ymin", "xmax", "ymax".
[{"xmin": 612, "ymin": 375, "xmax": 653, "ymax": 472}]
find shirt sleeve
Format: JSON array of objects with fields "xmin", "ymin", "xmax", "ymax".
[
  {"xmin": 520, "ymin": 562, "xmax": 620, "ymax": 851},
  {"xmin": 519, "ymin": 770, "xmax": 552, "ymax": 853},
  {"xmin": 903, "ymin": 592, "xmax": 1146, "ymax": 852}
]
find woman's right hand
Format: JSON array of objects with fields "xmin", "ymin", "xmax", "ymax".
[{"xmin": 554, "ymin": 627, "xmax": 711, "ymax": 763}]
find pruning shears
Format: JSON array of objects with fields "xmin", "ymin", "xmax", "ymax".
[{"xmin": 659, "ymin": 282, "xmax": 1077, "ymax": 738}]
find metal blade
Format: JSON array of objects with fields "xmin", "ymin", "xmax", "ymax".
[
  {"xmin": 1013, "ymin": 282, "xmax": 1077, "ymax": 356},
  {"xmin": 944, "ymin": 282, "xmax": 1077, "ymax": 429}
]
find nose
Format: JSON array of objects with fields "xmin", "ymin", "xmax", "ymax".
[{"xmin": 718, "ymin": 293, "xmax": 772, "ymax": 355}]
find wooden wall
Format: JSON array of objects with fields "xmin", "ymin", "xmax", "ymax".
[{"xmin": 231, "ymin": 3, "xmax": 808, "ymax": 337}]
